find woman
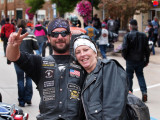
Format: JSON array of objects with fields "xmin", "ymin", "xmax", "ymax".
[
  {"xmin": 14, "ymin": 19, "xmax": 39, "ymax": 107},
  {"xmin": 33, "ymin": 21, "xmax": 47, "ymax": 55},
  {"xmin": 73, "ymin": 35, "xmax": 128, "ymax": 120}
]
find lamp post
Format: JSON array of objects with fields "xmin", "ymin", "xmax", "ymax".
[{"xmin": 91, "ymin": 0, "xmax": 93, "ymax": 20}]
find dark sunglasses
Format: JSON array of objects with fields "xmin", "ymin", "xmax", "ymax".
[{"xmin": 50, "ymin": 31, "xmax": 70, "ymax": 38}]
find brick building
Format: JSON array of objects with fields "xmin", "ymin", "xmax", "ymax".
[{"xmin": 0, "ymin": 0, "xmax": 53, "ymax": 22}]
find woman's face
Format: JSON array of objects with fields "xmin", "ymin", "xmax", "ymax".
[{"xmin": 75, "ymin": 45, "xmax": 97, "ymax": 73}]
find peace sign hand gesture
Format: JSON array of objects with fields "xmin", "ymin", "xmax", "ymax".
[
  {"xmin": 6, "ymin": 28, "xmax": 29, "ymax": 61},
  {"xmin": 8, "ymin": 28, "xmax": 29, "ymax": 47}
]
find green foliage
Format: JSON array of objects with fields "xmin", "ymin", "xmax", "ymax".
[
  {"xmin": 25, "ymin": 0, "xmax": 100, "ymax": 15},
  {"xmin": 51, "ymin": 0, "xmax": 100, "ymax": 15},
  {"xmin": 25, "ymin": 0, "xmax": 45, "ymax": 13},
  {"xmin": 51, "ymin": 0, "xmax": 78, "ymax": 15}
]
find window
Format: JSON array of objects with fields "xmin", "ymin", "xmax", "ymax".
[
  {"xmin": 7, "ymin": 0, "xmax": 14, "ymax": 3},
  {"xmin": 1, "ymin": 0, "xmax": 4, "ymax": 4}
]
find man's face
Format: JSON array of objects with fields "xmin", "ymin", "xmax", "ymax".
[{"xmin": 48, "ymin": 28, "xmax": 71, "ymax": 55}]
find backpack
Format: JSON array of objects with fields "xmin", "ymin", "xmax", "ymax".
[
  {"xmin": 126, "ymin": 93, "xmax": 150, "ymax": 120},
  {"xmin": 102, "ymin": 59, "xmax": 150, "ymax": 120}
]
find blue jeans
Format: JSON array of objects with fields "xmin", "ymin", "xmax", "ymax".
[
  {"xmin": 14, "ymin": 64, "xmax": 33, "ymax": 105},
  {"xmin": 36, "ymin": 42, "xmax": 44, "ymax": 55},
  {"xmin": 126, "ymin": 61, "xmax": 147, "ymax": 94},
  {"xmin": 151, "ymin": 45, "xmax": 155, "ymax": 55},
  {"xmin": 99, "ymin": 45, "xmax": 107, "ymax": 59}
]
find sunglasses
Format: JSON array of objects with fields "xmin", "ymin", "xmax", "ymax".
[{"xmin": 50, "ymin": 31, "xmax": 70, "ymax": 38}]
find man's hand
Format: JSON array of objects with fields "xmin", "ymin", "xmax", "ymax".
[
  {"xmin": 6, "ymin": 28, "xmax": 29, "ymax": 61},
  {"xmin": 8, "ymin": 28, "xmax": 29, "ymax": 47}
]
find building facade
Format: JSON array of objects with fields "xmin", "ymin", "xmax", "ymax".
[{"xmin": 0, "ymin": 0, "xmax": 53, "ymax": 22}]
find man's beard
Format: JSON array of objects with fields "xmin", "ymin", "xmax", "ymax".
[{"xmin": 52, "ymin": 42, "xmax": 70, "ymax": 53}]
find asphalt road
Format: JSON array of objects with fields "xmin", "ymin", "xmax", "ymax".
[{"xmin": 0, "ymin": 40, "xmax": 160, "ymax": 120}]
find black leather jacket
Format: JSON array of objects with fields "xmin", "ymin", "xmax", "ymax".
[
  {"xmin": 122, "ymin": 30, "xmax": 150, "ymax": 63},
  {"xmin": 81, "ymin": 59, "xmax": 128, "ymax": 120}
]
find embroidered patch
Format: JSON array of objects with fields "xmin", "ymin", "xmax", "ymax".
[
  {"xmin": 68, "ymin": 83, "xmax": 81, "ymax": 100},
  {"xmin": 70, "ymin": 63, "xmax": 81, "ymax": 69},
  {"xmin": 43, "ymin": 95, "xmax": 55, "ymax": 101},
  {"xmin": 42, "ymin": 61, "xmax": 55, "ymax": 67},
  {"xmin": 44, "ymin": 81, "xmax": 54, "ymax": 87},
  {"xmin": 70, "ymin": 69, "xmax": 80, "ymax": 78},
  {"xmin": 43, "ymin": 87, "xmax": 55, "ymax": 95},
  {"xmin": 43, "ymin": 87, "xmax": 55, "ymax": 101},
  {"xmin": 68, "ymin": 83, "xmax": 81, "ymax": 91},
  {"xmin": 45, "ymin": 70, "xmax": 54, "ymax": 78},
  {"xmin": 70, "ymin": 90, "xmax": 80, "ymax": 100}
]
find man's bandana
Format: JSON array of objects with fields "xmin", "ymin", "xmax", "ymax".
[{"xmin": 48, "ymin": 18, "xmax": 70, "ymax": 35}]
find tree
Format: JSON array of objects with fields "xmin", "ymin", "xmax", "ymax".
[
  {"xmin": 51, "ymin": 0, "xmax": 100, "ymax": 17},
  {"xmin": 25, "ymin": 0, "xmax": 100, "ymax": 17},
  {"xmin": 25, "ymin": 0, "xmax": 45, "ymax": 13},
  {"xmin": 99, "ymin": 0, "xmax": 153, "ymax": 30}
]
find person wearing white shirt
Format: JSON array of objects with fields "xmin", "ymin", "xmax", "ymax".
[{"xmin": 99, "ymin": 24, "xmax": 109, "ymax": 58}]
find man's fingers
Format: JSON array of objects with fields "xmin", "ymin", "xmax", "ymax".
[
  {"xmin": 20, "ymin": 32, "xmax": 29, "ymax": 40},
  {"xmin": 17, "ymin": 28, "xmax": 22, "ymax": 38}
]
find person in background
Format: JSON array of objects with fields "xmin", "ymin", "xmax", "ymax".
[
  {"xmin": 85, "ymin": 21, "xmax": 98, "ymax": 43},
  {"xmin": 151, "ymin": 16, "xmax": 159, "ymax": 47},
  {"xmin": 147, "ymin": 22, "xmax": 155, "ymax": 55},
  {"xmin": 73, "ymin": 35, "xmax": 128, "ymax": 120},
  {"xmin": 102, "ymin": 19, "xmax": 108, "ymax": 30},
  {"xmin": 69, "ymin": 14, "xmax": 86, "ymax": 55},
  {"xmin": 0, "ymin": 16, "xmax": 5, "ymax": 27},
  {"xmin": 42, "ymin": 22, "xmax": 53, "ymax": 57},
  {"xmin": 93, "ymin": 14, "xmax": 101, "ymax": 30},
  {"xmin": 14, "ymin": 19, "xmax": 39, "ymax": 107},
  {"xmin": 6, "ymin": 17, "xmax": 85, "ymax": 120},
  {"xmin": 107, "ymin": 16, "xmax": 119, "ymax": 42},
  {"xmin": 33, "ymin": 21, "xmax": 47, "ymax": 56},
  {"xmin": 98, "ymin": 24, "xmax": 109, "ymax": 59},
  {"xmin": 122, "ymin": 19, "xmax": 150, "ymax": 102},
  {"xmin": 93, "ymin": 14, "xmax": 102, "ymax": 41},
  {"xmin": 1, "ymin": 18, "xmax": 15, "ymax": 57}
]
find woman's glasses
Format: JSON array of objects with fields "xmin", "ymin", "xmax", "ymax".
[{"xmin": 51, "ymin": 31, "xmax": 70, "ymax": 38}]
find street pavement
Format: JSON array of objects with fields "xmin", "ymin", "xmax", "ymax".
[{"xmin": 0, "ymin": 40, "xmax": 160, "ymax": 120}]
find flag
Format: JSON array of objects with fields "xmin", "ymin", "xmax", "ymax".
[{"xmin": 70, "ymin": 69, "xmax": 80, "ymax": 77}]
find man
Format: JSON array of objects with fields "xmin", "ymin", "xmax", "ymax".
[
  {"xmin": 151, "ymin": 16, "xmax": 159, "ymax": 47},
  {"xmin": 107, "ymin": 16, "xmax": 119, "ymax": 42},
  {"xmin": 122, "ymin": 19, "xmax": 150, "ymax": 102},
  {"xmin": 1, "ymin": 18, "xmax": 15, "ymax": 57},
  {"xmin": 85, "ymin": 21, "xmax": 98, "ymax": 43},
  {"xmin": 93, "ymin": 14, "xmax": 101, "ymax": 30},
  {"xmin": 6, "ymin": 18, "xmax": 85, "ymax": 120}
]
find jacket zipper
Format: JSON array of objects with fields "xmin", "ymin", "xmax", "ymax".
[{"xmin": 81, "ymin": 77, "xmax": 97, "ymax": 120}]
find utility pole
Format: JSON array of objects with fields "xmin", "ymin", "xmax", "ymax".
[
  {"xmin": 91, "ymin": 0, "xmax": 93, "ymax": 20},
  {"xmin": 4, "ymin": 0, "xmax": 7, "ymax": 18}
]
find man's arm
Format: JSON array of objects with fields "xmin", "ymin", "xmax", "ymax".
[
  {"xmin": 6, "ymin": 28, "xmax": 29, "ymax": 61},
  {"xmin": 121, "ymin": 34, "xmax": 129, "ymax": 59},
  {"xmin": 144, "ymin": 34, "xmax": 150, "ymax": 65}
]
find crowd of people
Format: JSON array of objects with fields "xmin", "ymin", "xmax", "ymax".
[{"xmin": 0, "ymin": 14, "xmax": 155, "ymax": 119}]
